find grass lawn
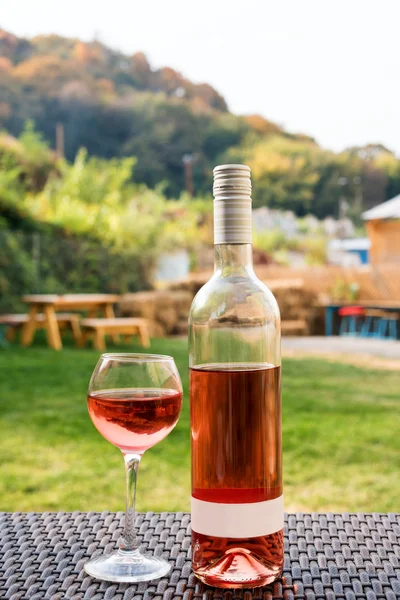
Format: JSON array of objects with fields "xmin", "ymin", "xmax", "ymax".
[{"xmin": 0, "ymin": 336, "xmax": 399, "ymax": 513}]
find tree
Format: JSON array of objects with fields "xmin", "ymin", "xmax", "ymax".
[
  {"xmin": 130, "ymin": 52, "xmax": 151, "ymax": 88},
  {"xmin": 228, "ymin": 136, "xmax": 321, "ymax": 213},
  {"xmin": 243, "ymin": 114, "xmax": 283, "ymax": 136},
  {"xmin": 374, "ymin": 151, "xmax": 400, "ymax": 201}
]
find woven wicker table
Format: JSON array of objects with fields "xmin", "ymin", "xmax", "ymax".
[{"xmin": 1, "ymin": 512, "xmax": 399, "ymax": 600}]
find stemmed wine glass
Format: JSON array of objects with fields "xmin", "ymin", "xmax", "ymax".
[{"xmin": 84, "ymin": 353, "xmax": 183, "ymax": 582}]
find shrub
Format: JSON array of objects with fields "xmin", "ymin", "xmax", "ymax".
[{"xmin": 0, "ymin": 229, "xmax": 154, "ymax": 313}]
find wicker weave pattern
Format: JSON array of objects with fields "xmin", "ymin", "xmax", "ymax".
[{"xmin": 0, "ymin": 512, "xmax": 399, "ymax": 599}]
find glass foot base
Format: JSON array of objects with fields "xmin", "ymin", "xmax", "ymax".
[{"xmin": 84, "ymin": 549, "xmax": 171, "ymax": 583}]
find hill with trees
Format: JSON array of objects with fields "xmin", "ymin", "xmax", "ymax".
[{"xmin": 1, "ymin": 28, "xmax": 400, "ymax": 216}]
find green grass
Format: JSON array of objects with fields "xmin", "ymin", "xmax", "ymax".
[{"xmin": 0, "ymin": 336, "xmax": 399, "ymax": 513}]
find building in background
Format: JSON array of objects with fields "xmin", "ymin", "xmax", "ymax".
[
  {"xmin": 328, "ymin": 238, "xmax": 370, "ymax": 266},
  {"xmin": 362, "ymin": 195, "xmax": 400, "ymax": 264},
  {"xmin": 323, "ymin": 217, "xmax": 355, "ymax": 238},
  {"xmin": 253, "ymin": 207, "xmax": 298, "ymax": 237}
]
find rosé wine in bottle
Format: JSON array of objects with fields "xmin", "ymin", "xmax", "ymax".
[
  {"xmin": 189, "ymin": 165, "xmax": 283, "ymax": 588},
  {"xmin": 88, "ymin": 388, "xmax": 182, "ymax": 453}
]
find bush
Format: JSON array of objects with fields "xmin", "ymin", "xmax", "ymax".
[
  {"xmin": 0, "ymin": 128, "xmax": 209, "ymax": 312},
  {"xmin": 0, "ymin": 231, "xmax": 36, "ymax": 311},
  {"xmin": 303, "ymin": 237, "xmax": 327, "ymax": 266},
  {"xmin": 0, "ymin": 229, "xmax": 154, "ymax": 313}
]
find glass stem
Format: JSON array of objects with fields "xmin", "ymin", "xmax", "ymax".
[{"xmin": 119, "ymin": 452, "xmax": 141, "ymax": 552}]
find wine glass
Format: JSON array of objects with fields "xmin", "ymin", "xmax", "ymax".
[{"xmin": 84, "ymin": 353, "xmax": 183, "ymax": 582}]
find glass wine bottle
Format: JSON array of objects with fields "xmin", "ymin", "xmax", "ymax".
[{"xmin": 189, "ymin": 164, "xmax": 283, "ymax": 588}]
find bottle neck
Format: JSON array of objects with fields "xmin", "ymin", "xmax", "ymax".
[
  {"xmin": 212, "ymin": 165, "xmax": 253, "ymax": 275},
  {"xmin": 214, "ymin": 244, "xmax": 254, "ymax": 276}
]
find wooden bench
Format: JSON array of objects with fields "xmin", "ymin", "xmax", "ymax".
[
  {"xmin": 0, "ymin": 313, "xmax": 82, "ymax": 344},
  {"xmin": 79, "ymin": 318, "xmax": 150, "ymax": 350}
]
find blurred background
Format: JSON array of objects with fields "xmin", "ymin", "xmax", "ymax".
[
  {"xmin": 1, "ymin": 0, "xmax": 400, "ymax": 310},
  {"xmin": 0, "ymin": 0, "xmax": 399, "ymax": 514}
]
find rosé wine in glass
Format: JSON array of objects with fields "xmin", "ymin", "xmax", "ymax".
[{"xmin": 88, "ymin": 388, "xmax": 182, "ymax": 453}]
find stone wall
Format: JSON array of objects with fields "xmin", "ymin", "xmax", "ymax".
[
  {"xmin": 118, "ymin": 290, "xmax": 192, "ymax": 337},
  {"xmin": 118, "ymin": 265, "xmax": 399, "ymax": 337},
  {"xmin": 118, "ymin": 277, "xmax": 320, "ymax": 336}
]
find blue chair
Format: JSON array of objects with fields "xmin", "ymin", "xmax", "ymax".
[
  {"xmin": 378, "ymin": 311, "xmax": 399, "ymax": 340},
  {"xmin": 361, "ymin": 309, "xmax": 383, "ymax": 338},
  {"xmin": 361, "ymin": 309, "xmax": 398, "ymax": 340},
  {"xmin": 338, "ymin": 306, "xmax": 365, "ymax": 336}
]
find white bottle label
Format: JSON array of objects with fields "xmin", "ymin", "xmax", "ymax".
[{"xmin": 191, "ymin": 495, "xmax": 284, "ymax": 538}]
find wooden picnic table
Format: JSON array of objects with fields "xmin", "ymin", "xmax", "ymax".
[
  {"xmin": 1, "ymin": 511, "xmax": 399, "ymax": 599},
  {"xmin": 321, "ymin": 300, "xmax": 400, "ymax": 336},
  {"xmin": 21, "ymin": 294, "xmax": 120, "ymax": 350}
]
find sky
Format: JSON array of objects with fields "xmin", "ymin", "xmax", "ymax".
[{"xmin": 2, "ymin": 0, "xmax": 400, "ymax": 154}]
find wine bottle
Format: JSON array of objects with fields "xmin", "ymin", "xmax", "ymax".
[{"xmin": 189, "ymin": 164, "xmax": 283, "ymax": 588}]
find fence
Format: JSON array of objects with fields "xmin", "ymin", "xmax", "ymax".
[
  {"xmin": 253, "ymin": 264, "xmax": 400, "ymax": 302},
  {"xmin": 180, "ymin": 263, "xmax": 400, "ymax": 305}
]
